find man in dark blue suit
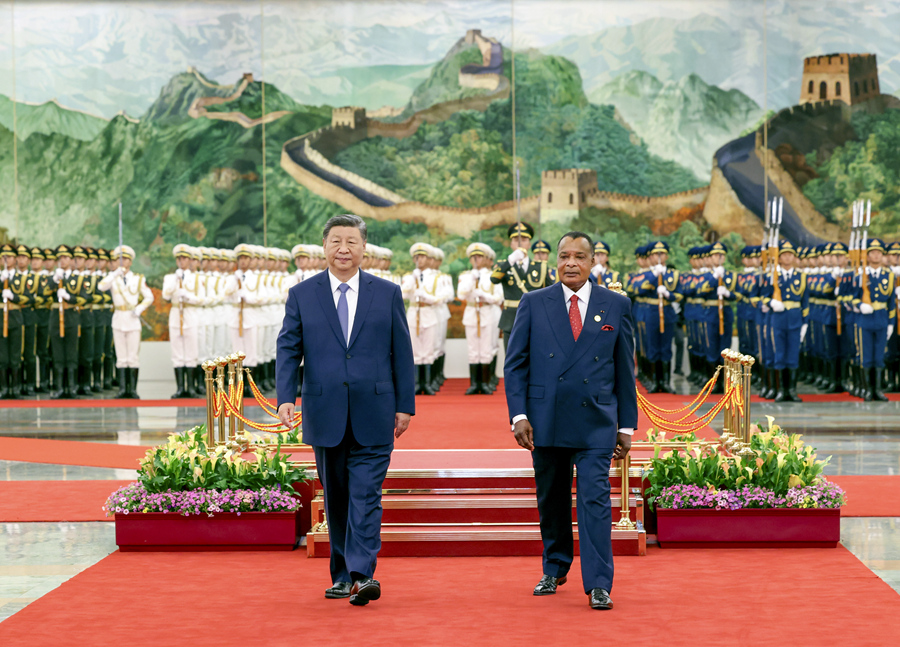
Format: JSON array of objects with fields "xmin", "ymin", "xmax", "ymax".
[
  {"xmin": 505, "ymin": 231, "xmax": 638, "ymax": 611},
  {"xmin": 276, "ymin": 214, "xmax": 415, "ymax": 607}
]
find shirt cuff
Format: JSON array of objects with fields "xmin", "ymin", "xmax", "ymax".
[
  {"xmin": 511, "ymin": 414, "xmax": 528, "ymax": 431},
  {"xmin": 618, "ymin": 428, "xmax": 634, "ymax": 436}
]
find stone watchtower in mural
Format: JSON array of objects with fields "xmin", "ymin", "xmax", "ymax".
[
  {"xmin": 800, "ymin": 53, "xmax": 879, "ymax": 106},
  {"xmin": 332, "ymin": 106, "xmax": 367, "ymax": 129},
  {"xmin": 540, "ymin": 169, "xmax": 599, "ymax": 222}
]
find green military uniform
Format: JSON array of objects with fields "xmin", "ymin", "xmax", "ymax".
[
  {"xmin": 490, "ymin": 222, "xmax": 550, "ymax": 350},
  {"xmin": 47, "ymin": 245, "xmax": 90, "ymax": 399},
  {"xmin": 16, "ymin": 245, "xmax": 39, "ymax": 396},
  {"xmin": 35, "ymin": 248, "xmax": 55, "ymax": 392},
  {"xmin": 96, "ymin": 249, "xmax": 115, "ymax": 389},
  {"xmin": 1, "ymin": 244, "xmax": 30, "ymax": 398}
]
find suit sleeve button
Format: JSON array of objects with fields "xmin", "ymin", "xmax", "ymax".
[
  {"xmin": 558, "ymin": 377, "xmax": 563, "ymax": 382},
  {"xmin": 594, "ymin": 357, "xmax": 599, "ymax": 361}
]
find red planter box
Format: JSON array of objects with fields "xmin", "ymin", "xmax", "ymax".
[
  {"xmin": 115, "ymin": 511, "xmax": 299, "ymax": 552},
  {"xmin": 656, "ymin": 507, "xmax": 841, "ymax": 548}
]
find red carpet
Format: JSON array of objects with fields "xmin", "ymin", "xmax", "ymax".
[
  {"xmin": 831, "ymin": 475, "xmax": 900, "ymax": 517},
  {"xmin": 0, "ymin": 397, "xmax": 246, "ymax": 409},
  {"xmin": 0, "ymin": 437, "xmax": 147, "ymax": 470},
  {"xmin": 0, "ymin": 546, "xmax": 896, "ymax": 646},
  {"xmin": 0, "ymin": 481, "xmax": 130, "ymax": 522}
]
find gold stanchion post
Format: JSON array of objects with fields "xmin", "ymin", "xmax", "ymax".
[
  {"xmin": 216, "ymin": 357, "xmax": 228, "ymax": 443},
  {"xmin": 227, "ymin": 354, "xmax": 238, "ymax": 441},
  {"xmin": 235, "ymin": 351, "xmax": 246, "ymax": 433},
  {"xmin": 742, "ymin": 355, "xmax": 755, "ymax": 444},
  {"xmin": 203, "ymin": 361, "xmax": 216, "ymax": 445},
  {"xmin": 615, "ymin": 454, "xmax": 636, "ymax": 530}
]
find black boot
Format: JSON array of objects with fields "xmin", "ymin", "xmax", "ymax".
[
  {"xmin": 416, "ymin": 365, "xmax": 435, "ymax": 396},
  {"xmin": 423, "ymin": 364, "xmax": 436, "ymax": 395},
  {"xmin": 479, "ymin": 363, "xmax": 494, "ymax": 394},
  {"xmin": 0, "ymin": 369, "xmax": 9, "ymax": 399},
  {"xmin": 127, "ymin": 368, "xmax": 141, "ymax": 399},
  {"xmin": 110, "ymin": 365, "xmax": 119, "ymax": 388},
  {"xmin": 36, "ymin": 361, "xmax": 49, "ymax": 394},
  {"xmin": 171, "ymin": 367, "xmax": 187, "ymax": 399},
  {"xmin": 50, "ymin": 369, "xmax": 66, "ymax": 399},
  {"xmin": 660, "ymin": 361, "xmax": 675, "ymax": 393},
  {"xmin": 22, "ymin": 362, "xmax": 35, "ymax": 397},
  {"xmin": 91, "ymin": 362, "xmax": 103, "ymax": 393},
  {"xmin": 465, "ymin": 364, "xmax": 480, "ymax": 395},
  {"xmin": 489, "ymin": 356, "xmax": 499, "ymax": 389},
  {"xmin": 103, "ymin": 356, "xmax": 114, "ymax": 390},
  {"xmin": 64, "ymin": 367, "xmax": 78, "ymax": 398},
  {"xmin": 871, "ymin": 367, "xmax": 888, "ymax": 402},
  {"xmin": 785, "ymin": 368, "xmax": 802, "ymax": 402},
  {"xmin": 430, "ymin": 358, "xmax": 442, "ymax": 393},
  {"xmin": 75, "ymin": 365, "xmax": 89, "ymax": 395},
  {"xmin": 116, "ymin": 366, "xmax": 129, "ymax": 399},
  {"xmin": 823, "ymin": 361, "xmax": 841, "ymax": 394}
]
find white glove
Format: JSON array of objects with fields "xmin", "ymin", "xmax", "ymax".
[
  {"xmin": 134, "ymin": 304, "xmax": 146, "ymax": 317},
  {"xmin": 672, "ymin": 302, "xmax": 682, "ymax": 314},
  {"xmin": 761, "ymin": 304, "xmax": 771, "ymax": 313},
  {"xmin": 831, "ymin": 267, "xmax": 843, "ymax": 279},
  {"xmin": 0, "ymin": 269, "xmax": 8, "ymax": 282},
  {"xmin": 895, "ymin": 286, "xmax": 900, "ymax": 300},
  {"xmin": 859, "ymin": 303, "xmax": 874, "ymax": 315},
  {"xmin": 175, "ymin": 268, "xmax": 185, "ymax": 280},
  {"xmin": 471, "ymin": 289, "xmax": 485, "ymax": 300},
  {"xmin": 656, "ymin": 285, "xmax": 670, "ymax": 299},
  {"xmin": 57, "ymin": 288, "xmax": 71, "ymax": 302},
  {"xmin": 115, "ymin": 266, "xmax": 126, "ymax": 276},
  {"xmin": 888, "ymin": 325, "xmax": 895, "ymax": 339},
  {"xmin": 54, "ymin": 268, "xmax": 64, "ymax": 282},
  {"xmin": 130, "ymin": 310, "xmax": 141, "ymax": 319},
  {"xmin": 591, "ymin": 265, "xmax": 602, "ymax": 278},
  {"xmin": 2, "ymin": 288, "xmax": 13, "ymax": 301},
  {"xmin": 507, "ymin": 249, "xmax": 526, "ymax": 266},
  {"xmin": 852, "ymin": 304, "xmax": 860, "ymax": 313},
  {"xmin": 650, "ymin": 265, "xmax": 661, "ymax": 277},
  {"xmin": 800, "ymin": 323, "xmax": 808, "ymax": 343},
  {"xmin": 770, "ymin": 299, "xmax": 785, "ymax": 313},
  {"xmin": 713, "ymin": 266, "xmax": 725, "ymax": 279},
  {"xmin": 717, "ymin": 286, "xmax": 731, "ymax": 299}
]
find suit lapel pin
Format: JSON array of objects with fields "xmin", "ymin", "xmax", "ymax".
[{"xmin": 594, "ymin": 315, "xmax": 601, "ymax": 322}]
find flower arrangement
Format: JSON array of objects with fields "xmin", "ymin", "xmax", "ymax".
[
  {"xmin": 105, "ymin": 425, "xmax": 309, "ymax": 517},
  {"xmin": 646, "ymin": 417, "xmax": 845, "ymax": 511}
]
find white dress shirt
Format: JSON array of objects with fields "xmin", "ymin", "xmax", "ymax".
[
  {"xmin": 328, "ymin": 269, "xmax": 360, "ymax": 345},
  {"xmin": 512, "ymin": 280, "xmax": 633, "ymax": 436}
]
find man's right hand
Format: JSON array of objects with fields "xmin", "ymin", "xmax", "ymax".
[
  {"xmin": 278, "ymin": 403, "xmax": 295, "ymax": 430},
  {"xmin": 512, "ymin": 419, "xmax": 534, "ymax": 451}
]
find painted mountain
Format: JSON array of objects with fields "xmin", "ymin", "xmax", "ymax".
[
  {"xmin": 592, "ymin": 71, "xmax": 763, "ymax": 181},
  {"xmin": 0, "ymin": 96, "xmax": 109, "ymax": 141}
]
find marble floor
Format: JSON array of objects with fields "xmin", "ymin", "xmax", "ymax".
[{"xmin": 1, "ymin": 377, "xmax": 900, "ymax": 624}]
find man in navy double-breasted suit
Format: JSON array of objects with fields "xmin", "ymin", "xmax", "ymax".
[
  {"xmin": 277, "ymin": 214, "xmax": 415, "ymax": 607},
  {"xmin": 505, "ymin": 231, "xmax": 638, "ymax": 611}
]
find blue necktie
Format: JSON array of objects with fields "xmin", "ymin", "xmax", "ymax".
[{"xmin": 337, "ymin": 283, "xmax": 350, "ymax": 346}]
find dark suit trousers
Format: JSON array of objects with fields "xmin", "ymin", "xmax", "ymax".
[
  {"xmin": 313, "ymin": 421, "xmax": 393, "ymax": 584},
  {"xmin": 533, "ymin": 446, "xmax": 615, "ymax": 593}
]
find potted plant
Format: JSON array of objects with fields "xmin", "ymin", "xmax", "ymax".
[
  {"xmin": 106, "ymin": 426, "xmax": 309, "ymax": 551},
  {"xmin": 646, "ymin": 418, "xmax": 845, "ymax": 548}
]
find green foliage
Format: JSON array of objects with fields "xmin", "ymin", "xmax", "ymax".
[
  {"xmin": 802, "ymin": 109, "xmax": 900, "ymax": 236},
  {"xmin": 403, "ymin": 45, "xmax": 490, "ymax": 115},
  {"xmin": 205, "ymin": 81, "xmax": 307, "ymax": 120},
  {"xmin": 137, "ymin": 426, "xmax": 308, "ymax": 493},
  {"xmin": 644, "ymin": 421, "xmax": 830, "ymax": 510}
]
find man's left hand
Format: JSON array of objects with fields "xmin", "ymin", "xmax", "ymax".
[
  {"xmin": 612, "ymin": 432, "xmax": 632, "ymax": 461},
  {"xmin": 394, "ymin": 413, "xmax": 411, "ymax": 439}
]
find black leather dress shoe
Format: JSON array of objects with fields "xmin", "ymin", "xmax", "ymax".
[
  {"xmin": 325, "ymin": 582, "xmax": 352, "ymax": 599},
  {"xmin": 349, "ymin": 578, "xmax": 381, "ymax": 606},
  {"xmin": 533, "ymin": 574, "xmax": 567, "ymax": 596},
  {"xmin": 588, "ymin": 588, "xmax": 613, "ymax": 610}
]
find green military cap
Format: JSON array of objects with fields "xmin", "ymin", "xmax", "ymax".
[
  {"xmin": 56, "ymin": 245, "xmax": 73, "ymax": 258},
  {"xmin": 15, "ymin": 244, "xmax": 31, "ymax": 258},
  {"xmin": 30, "ymin": 247, "xmax": 45, "ymax": 260},
  {"xmin": 44, "ymin": 248, "xmax": 57, "ymax": 260},
  {"xmin": 508, "ymin": 222, "xmax": 534, "ymax": 239},
  {"xmin": 0, "ymin": 244, "xmax": 16, "ymax": 257},
  {"xmin": 97, "ymin": 248, "xmax": 110, "ymax": 261},
  {"xmin": 86, "ymin": 247, "xmax": 99, "ymax": 260},
  {"xmin": 73, "ymin": 245, "xmax": 88, "ymax": 259}
]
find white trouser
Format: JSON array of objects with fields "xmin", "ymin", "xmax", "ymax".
[
  {"xmin": 412, "ymin": 325, "xmax": 437, "ymax": 365},
  {"xmin": 435, "ymin": 316, "xmax": 448, "ymax": 358},
  {"xmin": 113, "ymin": 329, "xmax": 141, "ymax": 368},
  {"xmin": 230, "ymin": 325, "xmax": 258, "ymax": 367},
  {"xmin": 465, "ymin": 325, "xmax": 496, "ymax": 363},
  {"xmin": 213, "ymin": 322, "xmax": 229, "ymax": 358},
  {"xmin": 171, "ymin": 327, "xmax": 199, "ymax": 368}
]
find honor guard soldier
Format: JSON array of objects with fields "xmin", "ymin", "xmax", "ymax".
[
  {"xmin": 734, "ymin": 246, "xmax": 760, "ymax": 366},
  {"xmin": 490, "ymin": 222, "xmax": 549, "ymax": 350},
  {"xmin": 15, "ymin": 245, "xmax": 39, "ymax": 396},
  {"xmin": 224, "ymin": 243, "xmax": 264, "ymax": 395},
  {"xmin": 163, "ymin": 244, "xmax": 204, "ymax": 398},
  {"xmin": 1, "ymin": 245, "xmax": 28, "ymax": 398},
  {"xmin": 629, "ymin": 241, "xmax": 681, "ymax": 392},
  {"xmin": 590, "ymin": 240, "xmax": 619, "ymax": 287},
  {"xmin": 760, "ymin": 241, "xmax": 808, "ymax": 402},
  {"xmin": 457, "ymin": 242, "xmax": 503, "ymax": 394},
  {"xmin": 626, "ymin": 245, "xmax": 651, "ymax": 387},
  {"xmin": 851, "ymin": 238, "xmax": 895, "ymax": 401},
  {"xmin": 77, "ymin": 247, "xmax": 104, "ymax": 394},
  {"xmin": 531, "ymin": 239, "xmax": 556, "ymax": 282},
  {"xmin": 680, "ymin": 247, "xmax": 703, "ymax": 387},
  {"xmin": 401, "ymin": 243, "xmax": 441, "ymax": 395},
  {"xmin": 885, "ymin": 241, "xmax": 900, "ymax": 391},
  {"xmin": 99, "ymin": 245, "xmax": 153, "ymax": 398},
  {"xmin": 96, "ymin": 249, "xmax": 115, "ymax": 390},
  {"xmin": 35, "ymin": 248, "xmax": 55, "ymax": 392},
  {"xmin": 694, "ymin": 242, "xmax": 737, "ymax": 391},
  {"xmin": 429, "ymin": 246, "xmax": 454, "ymax": 392},
  {"xmin": 47, "ymin": 245, "xmax": 90, "ymax": 399}
]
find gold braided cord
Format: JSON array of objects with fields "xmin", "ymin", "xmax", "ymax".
[
  {"xmin": 219, "ymin": 393, "xmax": 301, "ymax": 431},
  {"xmin": 638, "ymin": 367, "xmax": 722, "ymax": 415},
  {"xmin": 638, "ymin": 386, "xmax": 736, "ymax": 434}
]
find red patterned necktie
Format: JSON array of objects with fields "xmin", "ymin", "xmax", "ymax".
[{"xmin": 569, "ymin": 294, "xmax": 582, "ymax": 341}]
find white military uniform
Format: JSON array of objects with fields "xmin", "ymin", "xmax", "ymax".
[
  {"xmin": 401, "ymin": 246, "xmax": 440, "ymax": 365},
  {"xmin": 457, "ymin": 246, "xmax": 504, "ymax": 364},
  {"xmin": 97, "ymin": 248, "xmax": 153, "ymax": 369},
  {"xmin": 224, "ymin": 247, "xmax": 265, "ymax": 368},
  {"xmin": 162, "ymin": 246, "xmax": 204, "ymax": 369}
]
